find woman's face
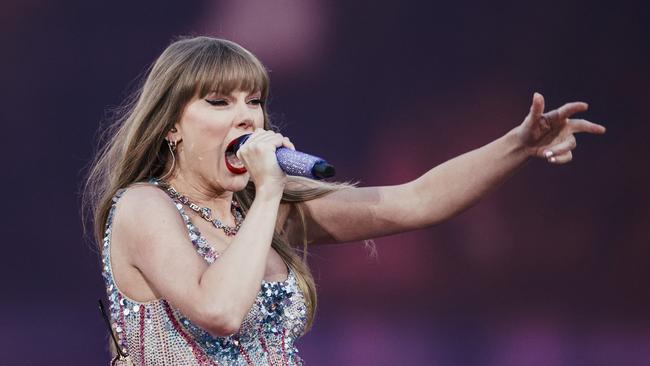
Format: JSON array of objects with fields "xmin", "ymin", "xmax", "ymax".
[{"xmin": 171, "ymin": 89, "xmax": 264, "ymax": 192}]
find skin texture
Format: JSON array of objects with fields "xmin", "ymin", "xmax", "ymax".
[{"xmin": 110, "ymin": 90, "xmax": 605, "ymax": 337}]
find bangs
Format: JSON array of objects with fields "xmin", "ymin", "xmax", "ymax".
[{"xmin": 193, "ymin": 42, "xmax": 269, "ymax": 99}]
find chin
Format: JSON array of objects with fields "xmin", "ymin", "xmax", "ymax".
[{"xmin": 223, "ymin": 173, "xmax": 251, "ymax": 192}]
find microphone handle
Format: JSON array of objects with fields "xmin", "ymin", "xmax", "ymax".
[{"xmin": 234, "ymin": 134, "xmax": 335, "ymax": 179}]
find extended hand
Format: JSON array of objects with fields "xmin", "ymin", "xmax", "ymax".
[{"xmin": 516, "ymin": 92, "xmax": 606, "ymax": 164}]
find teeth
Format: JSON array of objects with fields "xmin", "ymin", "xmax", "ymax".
[{"xmin": 226, "ymin": 153, "xmax": 244, "ymax": 168}]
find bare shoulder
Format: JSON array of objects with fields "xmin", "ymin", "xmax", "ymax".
[
  {"xmin": 112, "ymin": 183, "xmax": 188, "ymax": 254},
  {"xmin": 117, "ymin": 183, "xmax": 174, "ymax": 211},
  {"xmin": 109, "ymin": 183, "xmax": 208, "ymax": 303},
  {"xmin": 115, "ymin": 183, "xmax": 185, "ymax": 223}
]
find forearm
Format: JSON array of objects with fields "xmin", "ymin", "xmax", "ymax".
[
  {"xmin": 406, "ymin": 127, "xmax": 531, "ymax": 228},
  {"xmin": 199, "ymin": 189, "xmax": 282, "ymax": 323}
]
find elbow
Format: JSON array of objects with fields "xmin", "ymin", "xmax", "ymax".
[{"xmin": 197, "ymin": 305, "xmax": 243, "ymax": 338}]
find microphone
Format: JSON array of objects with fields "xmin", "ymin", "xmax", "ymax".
[{"xmin": 225, "ymin": 134, "xmax": 336, "ymax": 179}]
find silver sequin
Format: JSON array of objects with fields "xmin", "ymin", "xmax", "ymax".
[{"xmin": 101, "ymin": 184, "xmax": 307, "ymax": 365}]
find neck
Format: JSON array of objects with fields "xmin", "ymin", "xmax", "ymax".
[{"xmin": 165, "ymin": 173, "xmax": 237, "ymax": 225}]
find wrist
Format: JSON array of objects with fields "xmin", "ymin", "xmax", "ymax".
[
  {"xmin": 505, "ymin": 126, "xmax": 534, "ymax": 160},
  {"xmin": 254, "ymin": 184, "xmax": 285, "ymax": 201}
]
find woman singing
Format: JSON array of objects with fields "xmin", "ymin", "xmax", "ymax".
[{"xmin": 83, "ymin": 36, "xmax": 606, "ymax": 365}]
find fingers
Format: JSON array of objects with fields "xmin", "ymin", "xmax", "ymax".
[
  {"xmin": 283, "ymin": 136, "xmax": 296, "ymax": 150},
  {"xmin": 540, "ymin": 109, "xmax": 559, "ymax": 131},
  {"xmin": 253, "ymin": 131, "xmax": 293, "ymax": 149},
  {"xmin": 530, "ymin": 94, "xmax": 589, "ymax": 120},
  {"xmin": 547, "ymin": 150, "xmax": 573, "ymax": 164},
  {"xmin": 569, "ymin": 118, "xmax": 607, "ymax": 134},
  {"xmin": 528, "ymin": 93, "xmax": 556, "ymax": 132},
  {"xmin": 238, "ymin": 128, "xmax": 295, "ymax": 153},
  {"xmin": 236, "ymin": 128, "xmax": 272, "ymax": 160},
  {"xmin": 557, "ymin": 101, "xmax": 589, "ymax": 120},
  {"xmin": 529, "ymin": 92, "xmax": 545, "ymax": 119},
  {"xmin": 542, "ymin": 135, "xmax": 577, "ymax": 159},
  {"xmin": 538, "ymin": 102, "xmax": 588, "ymax": 134}
]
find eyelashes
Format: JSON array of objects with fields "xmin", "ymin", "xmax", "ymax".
[
  {"xmin": 205, "ymin": 99, "xmax": 228, "ymax": 106},
  {"xmin": 205, "ymin": 98, "xmax": 263, "ymax": 106}
]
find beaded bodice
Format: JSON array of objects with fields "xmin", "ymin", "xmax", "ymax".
[{"xmin": 100, "ymin": 185, "xmax": 308, "ymax": 365}]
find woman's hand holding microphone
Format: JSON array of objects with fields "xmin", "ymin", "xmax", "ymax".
[{"xmin": 235, "ymin": 128, "xmax": 296, "ymax": 197}]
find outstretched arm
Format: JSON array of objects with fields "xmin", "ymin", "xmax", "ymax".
[{"xmin": 289, "ymin": 92, "xmax": 606, "ymax": 245}]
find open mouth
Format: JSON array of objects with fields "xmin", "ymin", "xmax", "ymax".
[{"xmin": 224, "ymin": 136, "xmax": 248, "ymax": 174}]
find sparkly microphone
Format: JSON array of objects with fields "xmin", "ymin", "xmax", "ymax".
[{"xmin": 224, "ymin": 134, "xmax": 335, "ymax": 180}]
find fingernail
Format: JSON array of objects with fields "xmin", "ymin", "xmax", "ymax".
[
  {"xmin": 550, "ymin": 157, "xmax": 556, "ymax": 163},
  {"xmin": 544, "ymin": 150, "xmax": 554, "ymax": 158}
]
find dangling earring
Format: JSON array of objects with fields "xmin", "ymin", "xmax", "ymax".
[
  {"xmin": 161, "ymin": 127, "xmax": 180, "ymax": 180},
  {"xmin": 168, "ymin": 126, "xmax": 178, "ymax": 152},
  {"xmin": 168, "ymin": 139, "xmax": 177, "ymax": 152},
  {"xmin": 160, "ymin": 140, "xmax": 176, "ymax": 181}
]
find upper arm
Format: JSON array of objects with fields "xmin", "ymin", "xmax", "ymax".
[
  {"xmin": 283, "ymin": 180, "xmax": 423, "ymax": 246},
  {"xmin": 111, "ymin": 185, "xmax": 217, "ymax": 329}
]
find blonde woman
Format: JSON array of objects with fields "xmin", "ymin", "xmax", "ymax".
[{"xmin": 83, "ymin": 36, "xmax": 606, "ymax": 365}]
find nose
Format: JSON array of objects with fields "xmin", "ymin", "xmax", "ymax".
[
  {"xmin": 235, "ymin": 117, "xmax": 254, "ymax": 130},
  {"xmin": 233, "ymin": 100, "xmax": 255, "ymax": 130}
]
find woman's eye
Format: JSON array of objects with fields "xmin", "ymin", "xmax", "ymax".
[
  {"xmin": 248, "ymin": 98, "xmax": 262, "ymax": 105},
  {"xmin": 205, "ymin": 99, "xmax": 228, "ymax": 106}
]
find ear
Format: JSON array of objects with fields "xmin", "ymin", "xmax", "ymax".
[{"xmin": 165, "ymin": 126, "xmax": 180, "ymax": 142}]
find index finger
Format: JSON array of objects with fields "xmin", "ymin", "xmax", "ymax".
[
  {"xmin": 558, "ymin": 102, "xmax": 589, "ymax": 119},
  {"xmin": 569, "ymin": 118, "xmax": 607, "ymax": 134}
]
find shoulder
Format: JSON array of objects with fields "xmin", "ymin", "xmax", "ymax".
[
  {"xmin": 114, "ymin": 182, "xmax": 179, "ymax": 219},
  {"xmin": 111, "ymin": 183, "xmax": 185, "ymax": 243},
  {"xmin": 117, "ymin": 182, "xmax": 173, "ymax": 208}
]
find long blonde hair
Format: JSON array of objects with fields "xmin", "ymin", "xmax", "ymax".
[{"xmin": 82, "ymin": 36, "xmax": 354, "ymax": 333}]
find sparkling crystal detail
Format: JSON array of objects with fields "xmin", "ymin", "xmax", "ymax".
[
  {"xmin": 201, "ymin": 207, "xmax": 211, "ymax": 219},
  {"xmin": 100, "ymin": 179, "xmax": 307, "ymax": 365}
]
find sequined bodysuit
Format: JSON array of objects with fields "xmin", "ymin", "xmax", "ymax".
[{"xmin": 101, "ymin": 185, "xmax": 308, "ymax": 365}]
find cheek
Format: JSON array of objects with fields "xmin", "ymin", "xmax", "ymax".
[
  {"xmin": 183, "ymin": 115, "xmax": 230, "ymax": 149},
  {"xmin": 254, "ymin": 110, "xmax": 265, "ymax": 128},
  {"xmin": 196, "ymin": 119, "xmax": 229, "ymax": 138}
]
